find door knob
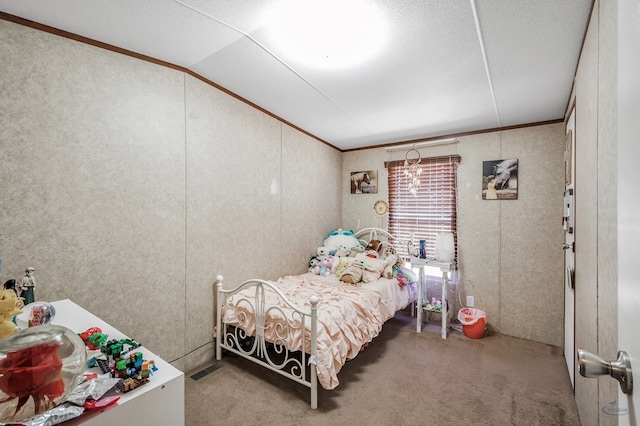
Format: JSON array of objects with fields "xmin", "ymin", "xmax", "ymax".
[{"xmin": 577, "ymin": 349, "xmax": 633, "ymax": 394}]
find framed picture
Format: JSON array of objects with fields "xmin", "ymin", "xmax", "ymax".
[
  {"xmin": 565, "ymin": 129, "xmax": 574, "ymax": 186},
  {"xmin": 482, "ymin": 159, "xmax": 518, "ymax": 200},
  {"xmin": 350, "ymin": 170, "xmax": 378, "ymax": 194}
]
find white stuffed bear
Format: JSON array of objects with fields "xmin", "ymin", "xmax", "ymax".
[{"xmin": 317, "ymin": 247, "xmax": 329, "ymax": 257}]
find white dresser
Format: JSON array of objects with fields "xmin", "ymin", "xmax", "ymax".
[{"xmin": 39, "ymin": 299, "xmax": 185, "ymax": 425}]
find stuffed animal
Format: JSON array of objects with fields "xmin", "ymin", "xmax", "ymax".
[
  {"xmin": 364, "ymin": 250, "xmax": 379, "ymax": 259},
  {"xmin": 351, "ymin": 243, "xmax": 365, "ymax": 254},
  {"xmin": 383, "ymin": 252, "xmax": 397, "ymax": 279},
  {"xmin": 384, "ymin": 245, "xmax": 404, "ymax": 269},
  {"xmin": 334, "ymin": 257, "xmax": 352, "ymax": 276},
  {"xmin": 334, "ymin": 245, "xmax": 351, "ymax": 258},
  {"xmin": 394, "ymin": 268, "xmax": 409, "ymax": 287},
  {"xmin": 319, "ymin": 255, "xmax": 334, "ymax": 276},
  {"xmin": 339, "ymin": 259, "xmax": 366, "ymax": 284},
  {"xmin": 0, "ymin": 288, "xmax": 22, "ymax": 339},
  {"xmin": 317, "ymin": 247, "xmax": 329, "ymax": 257},
  {"xmin": 309, "ymin": 256, "xmax": 321, "ymax": 274},
  {"xmin": 365, "ymin": 239, "xmax": 382, "ymax": 254},
  {"xmin": 323, "ymin": 229, "xmax": 359, "ymax": 255}
]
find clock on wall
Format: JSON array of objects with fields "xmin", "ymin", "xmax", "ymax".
[{"xmin": 373, "ymin": 200, "xmax": 388, "ymax": 216}]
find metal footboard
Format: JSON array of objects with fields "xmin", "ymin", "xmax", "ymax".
[{"xmin": 215, "ymin": 275, "xmax": 319, "ymax": 409}]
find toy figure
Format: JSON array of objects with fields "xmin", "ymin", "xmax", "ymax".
[
  {"xmin": 3, "ymin": 280, "xmax": 22, "ymax": 325},
  {"xmin": 0, "ymin": 288, "xmax": 22, "ymax": 338},
  {"xmin": 17, "ymin": 267, "xmax": 36, "ymax": 305}
]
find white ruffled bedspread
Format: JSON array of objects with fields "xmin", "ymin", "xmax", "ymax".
[{"xmin": 221, "ymin": 273, "xmax": 417, "ymax": 390}]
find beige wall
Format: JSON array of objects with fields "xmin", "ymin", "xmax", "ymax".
[
  {"xmin": 0, "ymin": 19, "xmax": 342, "ymax": 372},
  {"xmin": 342, "ymin": 123, "xmax": 566, "ymax": 346},
  {"xmin": 571, "ymin": 0, "xmax": 619, "ymax": 424},
  {"xmin": 1, "ymin": 11, "xmax": 599, "ymax": 380}
]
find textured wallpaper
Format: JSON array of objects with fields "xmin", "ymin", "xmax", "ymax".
[
  {"xmin": 0, "ymin": 19, "xmax": 342, "ymax": 372},
  {"xmin": 342, "ymin": 123, "xmax": 566, "ymax": 346}
]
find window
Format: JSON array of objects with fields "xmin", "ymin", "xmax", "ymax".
[{"xmin": 386, "ymin": 155, "xmax": 460, "ymax": 265}]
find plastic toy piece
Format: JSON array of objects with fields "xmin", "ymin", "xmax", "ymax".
[
  {"xmin": 116, "ymin": 376, "xmax": 149, "ymax": 393},
  {"xmin": 84, "ymin": 395, "xmax": 120, "ymax": 409},
  {"xmin": 101, "ymin": 338, "xmax": 140, "ymax": 359},
  {"xmin": 110, "ymin": 351, "xmax": 156, "ymax": 393}
]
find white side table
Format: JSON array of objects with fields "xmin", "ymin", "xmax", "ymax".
[{"xmin": 411, "ymin": 258, "xmax": 455, "ymax": 339}]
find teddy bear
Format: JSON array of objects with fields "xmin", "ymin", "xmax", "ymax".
[
  {"xmin": 318, "ymin": 255, "xmax": 334, "ymax": 276},
  {"xmin": 317, "ymin": 247, "xmax": 329, "ymax": 257}
]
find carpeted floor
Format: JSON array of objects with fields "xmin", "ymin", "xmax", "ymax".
[{"xmin": 185, "ymin": 310, "xmax": 581, "ymax": 425}]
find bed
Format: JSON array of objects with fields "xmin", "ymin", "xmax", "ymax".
[{"xmin": 214, "ymin": 228, "xmax": 417, "ymax": 409}]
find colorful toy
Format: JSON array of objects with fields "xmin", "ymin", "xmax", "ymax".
[
  {"xmin": 112, "ymin": 351, "xmax": 155, "ymax": 393},
  {"xmin": 0, "ymin": 288, "xmax": 22, "ymax": 339},
  {"xmin": 318, "ymin": 255, "xmax": 333, "ymax": 277},
  {"xmin": 394, "ymin": 269, "xmax": 409, "ymax": 287},
  {"xmin": 101, "ymin": 338, "xmax": 140, "ymax": 359},
  {"xmin": 79, "ymin": 327, "xmax": 107, "ymax": 350}
]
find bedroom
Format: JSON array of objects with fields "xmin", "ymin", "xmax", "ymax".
[{"xmin": 0, "ymin": 1, "xmax": 638, "ymax": 424}]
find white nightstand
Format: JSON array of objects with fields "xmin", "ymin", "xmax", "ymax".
[{"xmin": 411, "ymin": 258, "xmax": 456, "ymax": 339}]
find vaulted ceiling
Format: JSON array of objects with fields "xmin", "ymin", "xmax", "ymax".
[{"xmin": 0, "ymin": 0, "xmax": 593, "ymax": 150}]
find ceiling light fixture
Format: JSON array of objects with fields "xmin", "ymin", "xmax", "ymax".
[{"xmin": 266, "ymin": 0, "xmax": 390, "ymax": 70}]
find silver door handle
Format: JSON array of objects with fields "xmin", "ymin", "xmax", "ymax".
[
  {"xmin": 563, "ymin": 243, "xmax": 574, "ymax": 251},
  {"xmin": 577, "ymin": 349, "xmax": 633, "ymax": 394}
]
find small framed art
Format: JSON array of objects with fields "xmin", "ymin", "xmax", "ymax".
[
  {"xmin": 482, "ymin": 159, "xmax": 518, "ymax": 200},
  {"xmin": 350, "ymin": 170, "xmax": 377, "ymax": 194}
]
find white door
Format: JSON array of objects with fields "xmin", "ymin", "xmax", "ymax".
[
  {"xmin": 564, "ymin": 110, "xmax": 576, "ymax": 387},
  {"xmin": 616, "ymin": 0, "xmax": 639, "ymax": 422}
]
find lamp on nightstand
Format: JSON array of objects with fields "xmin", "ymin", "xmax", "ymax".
[{"xmin": 435, "ymin": 232, "xmax": 455, "ymax": 262}]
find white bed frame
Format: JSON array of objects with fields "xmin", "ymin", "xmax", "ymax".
[
  {"xmin": 215, "ymin": 276, "xmax": 320, "ymax": 408},
  {"xmin": 214, "ymin": 227, "xmax": 398, "ymax": 409}
]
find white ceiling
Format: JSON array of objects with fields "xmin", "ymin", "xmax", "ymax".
[{"xmin": 0, "ymin": 0, "xmax": 593, "ymax": 151}]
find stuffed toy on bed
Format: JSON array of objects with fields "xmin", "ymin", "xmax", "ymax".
[
  {"xmin": 339, "ymin": 259, "xmax": 366, "ymax": 284},
  {"xmin": 323, "ymin": 229, "xmax": 360, "ymax": 255},
  {"xmin": 333, "ymin": 257, "xmax": 352, "ymax": 276},
  {"xmin": 309, "ymin": 256, "xmax": 321, "ymax": 274},
  {"xmin": 318, "ymin": 255, "xmax": 334, "ymax": 277}
]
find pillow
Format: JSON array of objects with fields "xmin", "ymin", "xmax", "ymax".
[{"xmin": 400, "ymin": 267, "xmax": 418, "ymax": 283}]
